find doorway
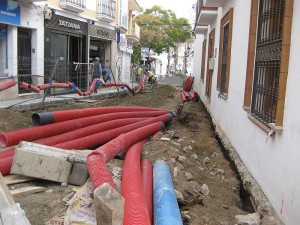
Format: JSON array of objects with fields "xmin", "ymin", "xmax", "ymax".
[{"xmin": 18, "ymin": 28, "xmax": 31, "ymax": 93}]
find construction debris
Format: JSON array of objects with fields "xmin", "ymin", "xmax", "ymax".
[
  {"xmin": 0, "ymin": 173, "xmax": 31, "ymax": 225},
  {"xmin": 11, "ymin": 142, "xmax": 90, "ymax": 186}
]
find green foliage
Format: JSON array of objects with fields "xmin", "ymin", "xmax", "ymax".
[{"xmin": 134, "ymin": 5, "xmax": 191, "ymax": 55}]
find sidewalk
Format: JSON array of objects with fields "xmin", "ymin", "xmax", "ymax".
[{"xmin": 0, "ymin": 85, "xmax": 131, "ymax": 110}]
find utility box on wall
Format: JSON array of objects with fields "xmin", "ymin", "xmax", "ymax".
[{"xmin": 209, "ymin": 57, "xmax": 215, "ymax": 70}]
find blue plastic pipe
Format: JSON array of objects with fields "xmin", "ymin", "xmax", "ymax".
[{"xmin": 153, "ymin": 160, "xmax": 183, "ymax": 225}]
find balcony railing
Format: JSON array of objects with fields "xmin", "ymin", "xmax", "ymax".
[
  {"xmin": 97, "ymin": 0, "xmax": 116, "ymax": 23},
  {"xmin": 60, "ymin": 0, "xmax": 86, "ymax": 13},
  {"xmin": 126, "ymin": 23, "xmax": 140, "ymax": 43}
]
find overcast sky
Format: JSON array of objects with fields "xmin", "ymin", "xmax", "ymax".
[{"xmin": 136, "ymin": 0, "xmax": 196, "ymax": 23}]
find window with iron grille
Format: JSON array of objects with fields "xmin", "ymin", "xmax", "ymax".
[
  {"xmin": 217, "ymin": 8, "xmax": 233, "ymax": 95},
  {"xmin": 98, "ymin": 0, "xmax": 116, "ymax": 19},
  {"xmin": 251, "ymin": 0, "xmax": 285, "ymax": 124}
]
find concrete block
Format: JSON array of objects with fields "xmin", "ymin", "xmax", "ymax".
[
  {"xmin": 11, "ymin": 142, "xmax": 89, "ymax": 185},
  {"xmin": 94, "ymin": 183, "xmax": 124, "ymax": 225}
]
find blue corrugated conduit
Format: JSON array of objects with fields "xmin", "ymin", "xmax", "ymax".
[{"xmin": 153, "ymin": 160, "xmax": 183, "ymax": 225}]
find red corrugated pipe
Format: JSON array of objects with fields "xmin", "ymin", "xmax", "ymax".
[
  {"xmin": 0, "ymin": 155, "xmax": 13, "ymax": 176},
  {"xmin": 87, "ymin": 121, "xmax": 165, "ymax": 189},
  {"xmin": 0, "ymin": 113, "xmax": 172, "ymax": 176},
  {"xmin": 37, "ymin": 117, "xmax": 146, "ymax": 147},
  {"xmin": 32, "ymin": 106, "xmax": 167, "ymax": 126},
  {"xmin": 53, "ymin": 113, "xmax": 172, "ymax": 150},
  {"xmin": 122, "ymin": 140, "xmax": 151, "ymax": 225},
  {"xmin": 189, "ymin": 91, "xmax": 199, "ymax": 102},
  {"xmin": 83, "ymin": 78, "xmax": 97, "ymax": 96},
  {"xmin": 19, "ymin": 82, "xmax": 41, "ymax": 93},
  {"xmin": 0, "ymin": 80, "xmax": 16, "ymax": 92},
  {"xmin": 141, "ymin": 159, "xmax": 153, "ymax": 224},
  {"xmin": 181, "ymin": 91, "xmax": 189, "ymax": 103},
  {"xmin": 0, "ymin": 110, "xmax": 168, "ymax": 147}
]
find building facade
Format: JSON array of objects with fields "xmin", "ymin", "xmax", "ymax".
[
  {"xmin": 0, "ymin": 0, "xmax": 140, "ymax": 100},
  {"xmin": 0, "ymin": 0, "xmax": 44, "ymax": 100},
  {"xmin": 192, "ymin": 0, "xmax": 298, "ymax": 224}
]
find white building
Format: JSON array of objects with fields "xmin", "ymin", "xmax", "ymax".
[
  {"xmin": 0, "ymin": 0, "xmax": 44, "ymax": 100},
  {"xmin": 193, "ymin": 0, "xmax": 298, "ymax": 224}
]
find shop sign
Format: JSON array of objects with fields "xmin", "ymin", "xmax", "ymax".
[
  {"xmin": 58, "ymin": 20, "xmax": 81, "ymax": 30},
  {"xmin": 0, "ymin": 0, "xmax": 20, "ymax": 26},
  {"xmin": 89, "ymin": 24, "xmax": 116, "ymax": 40}
]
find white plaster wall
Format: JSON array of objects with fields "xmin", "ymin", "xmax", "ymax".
[
  {"xmin": 192, "ymin": 33, "xmax": 203, "ymax": 95},
  {"xmin": 194, "ymin": 0, "xmax": 300, "ymax": 224}
]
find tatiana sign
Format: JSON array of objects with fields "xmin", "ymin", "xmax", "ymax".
[
  {"xmin": 58, "ymin": 20, "xmax": 81, "ymax": 30},
  {"xmin": 0, "ymin": 0, "xmax": 20, "ymax": 26}
]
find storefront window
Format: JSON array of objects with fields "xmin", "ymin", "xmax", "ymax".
[
  {"xmin": 90, "ymin": 40, "xmax": 105, "ymax": 63},
  {"xmin": 119, "ymin": 0, "xmax": 128, "ymax": 29},
  {"xmin": 0, "ymin": 24, "xmax": 7, "ymax": 76}
]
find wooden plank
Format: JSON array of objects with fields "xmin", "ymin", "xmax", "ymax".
[
  {"xmin": 0, "ymin": 173, "xmax": 15, "ymax": 209},
  {"xmin": 4, "ymin": 175, "xmax": 34, "ymax": 185},
  {"xmin": 10, "ymin": 186, "xmax": 46, "ymax": 197}
]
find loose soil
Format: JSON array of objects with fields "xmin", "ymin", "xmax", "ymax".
[{"xmin": 0, "ymin": 84, "xmax": 253, "ymax": 225}]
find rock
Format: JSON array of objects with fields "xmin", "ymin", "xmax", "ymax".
[
  {"xmin": 165, "ymin": 130, "xmax": 175, "ymax": 137},
  {"xmin": 203, "ymin": 157, "xmax": 210, "ymax": 164},
  {"xmin": 169, "ymin": 158, "xmax": 176, "ymax": 163},
  {"xmin": 200, "ymin": 184, "xmax": 210, "ymax": 196},
  {"xmin": 189, "ymin": 181, "xmax": 199, "ymax": 192},
  {"xmin": 185, "ymin": 172, "xmax": 194, "ymax": 181},
  {"xmin": 216, "ymin": 169, "xmax": 225, "ymax": 175},
  {"xmin": 144, "ymin": 151, "xmax": 148, "ymax": 155},
  {"xmin": 173, "ymin": 167, "xmax": 181, "ymax": 177},
  {"xmin": 235, "ymin": 212, "xmax": 260, "ymax": 225},
  {"xmin": 171, "ymin": 141, "xmax": 181, "ymax": 147},
  {"xmin": 187, "ymin": 146, "xmax": 193, "ymax": 151},
  {"xmin": 191, "ymin": 140, "xmax": 195, "ymax": 144},
  {"xmin": 174, "ymin": 189, "xmax": 184, "ymax": 201},
  {"xmin": 160, "ymin": 137, "xmax": 171, "ymax": 141},
  {"xmin": 198, "ymin": 167, "xmax": 205, "ymax": 171},
  {"xmin": 191, "ymin": 154, "xmax": 198, "ymax": 160},
  {"xmin": 178, "ymin": 156, "xmax": 186, "ymax": 162},
  {"xmin": 46, "ymin": 189, "xmax": 53, "ymax": 193},
  {"xmin": 175, "ymin": 162, "xmax": 185, "ymax": 170},
  {"xmin": 221, "ymin": 204, "xmax": 229, "ymax": 209},
  {"xmin": 161, "ymin": 157, "xmax": 167, "ymax": 161}
]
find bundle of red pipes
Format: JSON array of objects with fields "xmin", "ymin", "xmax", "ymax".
[
  {"xmin": 181, "ymin": 90, "xmax": 199, "ymax": 103},
  {"xmin": 16, "ymin": 76, "xmax": 146, "ymax": 97},
  {"xmin": 0, "ymin": 105, "xmax": 173, "ymax": 224}
]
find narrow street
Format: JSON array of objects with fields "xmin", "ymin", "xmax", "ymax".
[{"xmin": 1, "ymin": 78, "xmax": 257, "ymax": 224}]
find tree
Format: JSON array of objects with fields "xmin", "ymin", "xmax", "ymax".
[{"xmin": 133, "ymin": 6, "xmax": 191, "ymax": 68}]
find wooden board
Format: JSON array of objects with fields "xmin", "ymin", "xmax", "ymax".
[
  {"xmin": 0, "ymin": 174, "xmax": 15, "ymax": 209},
  {"xmin": 4, "ymin": 175, "xmax": 34, "ymax": 185},
  {"xmin": 10, "ymin": 186, "xmax": 46, "ymax": 197}
]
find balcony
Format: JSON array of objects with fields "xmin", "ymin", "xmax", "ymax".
[
  {"xmin": 60, "ymin": 0, "xmax": 86, "ymax": 13},
  {"xmin": 196, "ymin": 6, "xmax": 218, "ymax": 26},
  {"xmin": 97, "ymin": 0, "xmax": 116, "ymax": 23},
  {"xmin": 125, "ymin": 23, "xmax": 140, "ymax": 43},
  {"xmin": 129, "ymin": 0, "xmax": 141, "ymax": 11},
  {"xmin": 202, "ymin": 0, "xmax": 226, "ymax": 7},
  {"xmin": 195, "ymin": 25, "xmax": 208, "ymax": 35}
]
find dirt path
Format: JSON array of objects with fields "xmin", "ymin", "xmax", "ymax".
[{"xmin": 0, "ymin": 83, "xmax": 253, "ymax": 224}]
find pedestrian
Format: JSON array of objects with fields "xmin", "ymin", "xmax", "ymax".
[
  {"xmin": 147, "ymin": 69, "xmax": 153, "ymax": 84},
  {"xmin": 103, "ymin": 64, "xmax": 112, "ymax": 83},
  {"xmin": 92, "ymin": 57, "xmax": 103, "ymax": 93},
  {"xmin": 137, "ymin": 66, "xmax": 143, "ymax": 82}
]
